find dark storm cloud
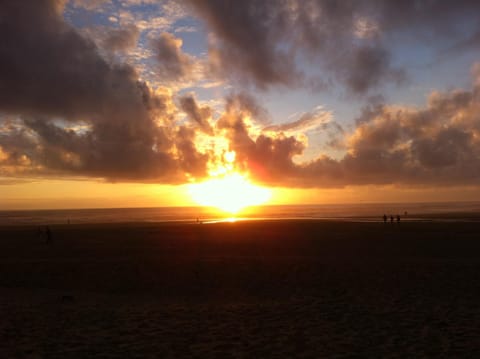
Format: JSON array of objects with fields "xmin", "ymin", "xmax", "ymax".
[
  {"xmin": 190, "ymin": 0, "xmax": 299, "ymax": 89},
  {"xmin": 0, "ymin": 0, "xmax": 138, "ymax": 118},
  {"xmin": 216, "ymin": 79, "xmax": 480, "ymax": 187},
  {"xmin": 189, "ymin": 0, "xmax": 480, "ymax": 94},
  {"xmin": 179, "ymin": 94, "xmax": 213, "ymax": 135},
  {"xmin": 0, "ymin": 0, "xmax": 208, "ymax": 182},
  {"xmin": 152, "ymin": 32, "xmax": 194, "ymax": 81}
]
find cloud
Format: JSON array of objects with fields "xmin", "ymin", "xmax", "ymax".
[
  {"xmin": 0, "ymin": 178, "xmax": 34, "ymax": 185},
  {"xmin": 472, "ymin": 62, "xmax": 480, "ymax": 87},
  {"xmin": 80, "ymin": 24, "xmax": 140, "ymax": 57},
  {"xmin": 109, "ymin": 1, "xmax": 187, "ymax": 38},
  {"xmin": 189, "ymin": 0, "xmax": 480, "ymax": 94},
  {"xmin": 224, "ymin": 92, "xmax": 270, "ymax": 124},
  {"xmin": 121, "ymin": 0, "xmax": 160, "ymax": 6},
  {"xmin": 0, "ymin": 119, "xmax": 40, "ymax": 177},
  {"xmin": 102, "ymin": 24, "xmax": 140, "ymax": 53},
  {"xmin": 192, "ymin": 0, "xmax": 298, "ymax": 89},
  {"xmin": 212, "ymin": 76, "xmax": 480, "ymax": 187},
  {"xmin": 263, "ymin": 107, "xmax": 332, "ymax": 134},
  {"xmin": 70, "ymin": 0, "xmax": 109, "ymax": 11},
  {"xmin": 175, "ymin": 126, "xmax": 209, "ymax": 177},
  {"xmin": 341, "ymin": 45, "xmax": 406, "ymax": 94},
  {"xmin": 0, "ymin": 0, "xmax": 140, "ymax": 118},
  {"xmin": 216, "ymin": 93, "xmax": 304, "ymax": 181},
  {"xmin": 151, "ymin": 32, "xmax": 194, "ymax": 81},
  {"xmin": 174, "ymin": 26, "xmax": 197, "ymax": 33},
  {"xmin": 179, "ymin": 94, "xmax": 213, "ymax": 135},
  {"xmin": 2, "ymin": 0, "xmax": 480, "ymax": 190},
  {"xmin": 335, "ymin": 85, "xmax": 480, "ymax": 186},
  {"xmin": 0, "ymin": 0, "xmax": 209, "ymax": 183}
]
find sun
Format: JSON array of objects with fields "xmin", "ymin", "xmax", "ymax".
[{"xmin": 187, "ymin": 172, "xmax": 271, "ymax": 214}]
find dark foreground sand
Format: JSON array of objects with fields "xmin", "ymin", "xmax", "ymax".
[{"xmin": 1, "ymin": 220, "xmax": 480, "ymax": 357}]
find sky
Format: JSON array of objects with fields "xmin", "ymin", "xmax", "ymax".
[{"xmin": 1, "ymin": 0, "xmax": 480, "ymax": 209}]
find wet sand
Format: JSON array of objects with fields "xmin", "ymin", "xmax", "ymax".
[{"xmin": 1, "ymin": 220, "xmax": 480, "ymax": 357}]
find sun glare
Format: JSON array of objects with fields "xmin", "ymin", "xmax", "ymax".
[{"xmin": 188, "ymin": 173, "xmax": 271, "ymax": 214}]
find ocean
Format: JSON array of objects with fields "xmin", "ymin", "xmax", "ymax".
[{"xmin": 1, "ymin": 202, "xmax": 480, "ymax": 226}]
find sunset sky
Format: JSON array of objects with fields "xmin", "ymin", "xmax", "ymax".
[{"xmin": 2, "ymin": 0, "xmax": 480, "ymax": 209}]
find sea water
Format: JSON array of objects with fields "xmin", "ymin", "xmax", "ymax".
[{"xmin": 1, "ymin": 202, "xmax": 480, "ymax": 226}]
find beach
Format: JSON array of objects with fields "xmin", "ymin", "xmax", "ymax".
[{"xmin": 1, "ymin": 220, "xmax": 480, "ymax": 357}]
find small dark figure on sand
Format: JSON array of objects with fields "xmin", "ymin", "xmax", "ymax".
[
  {"xmin": 397, "ymin": 214, "xmax": 401, "ymax": 223},
  {"xmin": 390, "ymin": 215, "xmax": 394, "ymax": 223},
  {"xmin": 37, "ymin": 226, "xmax": 43, "ymax": 239},
  {"xmin": 61, "ymin": 295, "xmax": 74, "ymax": 303},
  {"xmin": 383, "ymin": 214, "xmax": 387, "ymax": 223},
  {"xmin": 45, "ymin": 226, "xmax": 52, "ymax": 244}
]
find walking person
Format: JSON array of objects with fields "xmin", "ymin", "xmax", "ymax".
[{"xmin": 45, "ymin": 226, "xmax": 52, "ymax": 244}]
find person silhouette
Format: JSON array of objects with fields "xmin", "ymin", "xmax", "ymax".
[
  {"xmin": 396, "ymin": 214, "xmax": 400, "ymax": 223},
  {"xmin": 45, "ymin": 226, "xmax": 52, "ymax": 244},
  {"xmin": 37, "ymin": 226, "xmax": 43, "ymax": 240},
  {"xmin": 383, "ymin": 214, "xmax": 387, "ymax": 223},
  {"xmin": 390, "ymin": 215, "xmax": 394, "ymax": 223}
]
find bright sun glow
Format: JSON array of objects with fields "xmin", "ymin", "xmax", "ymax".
[{"xmin": 188, "ymin": 173, "xmax": 271, "ymax": 214}]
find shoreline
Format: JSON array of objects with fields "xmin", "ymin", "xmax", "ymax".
[
  {"xmin": 1, "ymin": 202, "xmax": 480, "ymax": 226},
  {"xmin": 2, "ymin": 214, "xmax": 480, "ymax": 228}
]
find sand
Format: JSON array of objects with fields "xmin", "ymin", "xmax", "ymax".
[{"xmin": 1, "ymin": 220, "xmax": 480, "ymax": 357}]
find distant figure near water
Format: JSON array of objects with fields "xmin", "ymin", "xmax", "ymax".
[
  {"xmin": 61, "ymin": 295, "xmax": 74, "ymax": 303},
  {"xmin": 45, "ymin": 226, "xmax": 52, "ymax": 244},
  {"xmin": 37, "ymin": 226, "xmax": 43, "ymax": 240},
  {"xmin": 397, "ymin": 215, "xmax": 401, "ymax": 223},
  {"xmin": 390, "ymin": 215, "xmax": 394, "ymax": 223},
  {"xmin": 383, "ymin": 214, "xmax": 387, "ymax": 223}
]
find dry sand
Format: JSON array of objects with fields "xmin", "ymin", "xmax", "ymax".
[{"xmin": 1, "ymin": 220, "xmax": 480, "ymax": 357}]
